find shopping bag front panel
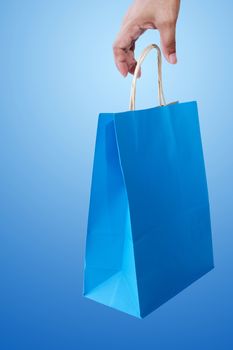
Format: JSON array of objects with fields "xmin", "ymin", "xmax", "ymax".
[{"xmin": 113, "ymin": 101, "xmax": 214, "ymax": 316}]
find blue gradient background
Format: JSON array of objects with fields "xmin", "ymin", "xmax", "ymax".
[{"xmin": 0, "ymin": 1, "xmax": 233, "ymax": 349}]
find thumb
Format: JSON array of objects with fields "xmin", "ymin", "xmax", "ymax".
[{"xmin": 159, "ymin": 23, "xmax": 177, "ymax": 64}]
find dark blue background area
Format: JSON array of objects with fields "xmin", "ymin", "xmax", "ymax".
[{"xmin": 1, "ymin": 1, "xmax": 233, "ymax": 349}]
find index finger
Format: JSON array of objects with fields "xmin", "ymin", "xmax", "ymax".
[{"xmin": 113, "ymin": 23, "xmax": 143, "ymax": 77}]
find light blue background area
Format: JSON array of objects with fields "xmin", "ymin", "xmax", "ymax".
[{"xmin": 0, "ymin": 0, "xmax": 232, "ymax": 349}]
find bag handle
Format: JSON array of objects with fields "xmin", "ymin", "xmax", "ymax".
[{"xmin": 129, "ymin": 44, "xmax": 166, "ymax": 110}]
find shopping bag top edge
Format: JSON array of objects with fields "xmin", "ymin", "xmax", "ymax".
[{"xmin": 98, "ymin": 100, "xmax": 197, "ymax": 117}]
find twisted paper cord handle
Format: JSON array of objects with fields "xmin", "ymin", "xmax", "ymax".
[{"xmin": 129, "ymin": 44, "xmax": 166, "ymax": 110}]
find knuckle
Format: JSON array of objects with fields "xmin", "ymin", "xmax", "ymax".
[
  {"xmin": 165, "ymin": 37, "xmax": 176, "ymax": 51},
  {"xmin": 112, "ymin": 45, "xmax": 118, "ymax": 53},
  {"xmin": 112, "ymin": 44, "xmax": 121, "ymax": 56}
]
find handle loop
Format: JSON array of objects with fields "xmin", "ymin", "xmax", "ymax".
[{"xmin": 129, "ymin": 44, "xmax": 166, "ymax": 111}]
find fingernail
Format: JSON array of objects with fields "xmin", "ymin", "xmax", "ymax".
[{"xmin": 169, "ymin": 53, "xmax": 177, "ymax": 64}]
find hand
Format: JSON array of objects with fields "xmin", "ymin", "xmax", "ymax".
[{"xmin": 113, "ymin": 0, "xmax": 180, "ymax": 77}]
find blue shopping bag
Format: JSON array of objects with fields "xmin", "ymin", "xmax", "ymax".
[{"xmin": 83, "ymin": 44, "xmax": 214, "ymax": 318}]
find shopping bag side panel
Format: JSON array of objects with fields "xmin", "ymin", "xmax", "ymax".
[
  {"xmin": 84, "ymin": 114, "xmax": 124, "ymax": 293},
  {"xmin": 84, "ymin": 114, "xmax": 140, "ymax": 318}
]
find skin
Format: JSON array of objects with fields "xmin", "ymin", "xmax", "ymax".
[{"xmin": 113, "ymin": 0, "xmax": 180, "ymax": 77}]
